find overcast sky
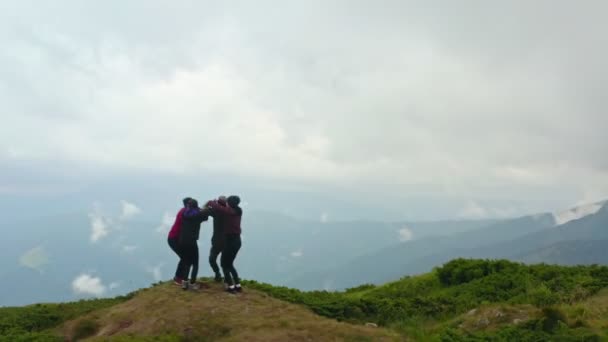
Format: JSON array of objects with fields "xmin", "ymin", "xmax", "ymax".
[{"xmin": 1, "ymin": 1, "xmax": 607, "ymax": 219}]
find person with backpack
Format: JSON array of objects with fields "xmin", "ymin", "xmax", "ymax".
[
  {"xmin": 179, "ymin": 198, "xmax": 210, "ymax": 290},
  {"xmin": 167, "ymin": 197, "xmax": 191, "ymax": 285},
  {"xmin": 207, "ymin": 195, "xmax": 243, "ymax": 293},
  {"xmin": 208, "ymin": 196, "xmax": 227, "ymax": 282}
]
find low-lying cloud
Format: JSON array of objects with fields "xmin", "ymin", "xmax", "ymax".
[
  {"xmin": 121, "ymin": 245, "xmax": 138, "ymax": 253},
  {"xmin": 146, "ymin": 263, "xmax": 164, "ymax": 281},
  {"xmin": 89, "ymin": 205, "xmax": 111, "ymax": 243},
  {"xmin": 290, "ymin": 249, "xmax": 304, "ymax": 258},
  {"xmin": 458, "ymin": 201, "xmax": 519, "ymax": 220},
  {"xmin": 89, "ymin": 200, "xmax": 142, "ymax": 242},
  {"xmin": 156, "ymin": 212, "xmax": 174, "ymax": 234},
  {"xmin": 120, "ymin": 200, "xmax": 141, "ymax": 220},
  {"xmin": 398, "ymin": 227, "xmax": 414, "ymax": 242},
  {"xmin": 72, "ymin": 274, "xmax": 107, "ymax": 297},
  {"xmin": 19, "ymin": 246, "xmax": 50, "ymax": 272}
]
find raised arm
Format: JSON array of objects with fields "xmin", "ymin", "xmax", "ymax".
[
  {"xmin": 207, "ymin": 200, "xmax": 232, "ymax": 215},
  {"xmin": 183, "ymin": 207, "xmax": 210, "ymax": 222}
]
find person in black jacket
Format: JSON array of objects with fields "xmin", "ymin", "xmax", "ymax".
[
  {"xmin": 208, "ymin": 196, "xmax": 227, "ymax": 282},
  {"xmin": 179, "ymin": 199, "xmax": 210, "ymax": 290}
]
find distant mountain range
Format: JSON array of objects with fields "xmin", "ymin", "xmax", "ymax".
[
  {"xmin": 0, "ymin": 209, "xmax": 494, "ymax": 306},
  {"xmin": 516, "ymin": 239, "xmax": 608, "ymax": 265},
  {"xmin": 288, "ymin": 200, "xmax": 608, "ymax": 290},
  {"xmin": 1, "ymin": 200, "xmax": 606, "ymax": 305}
]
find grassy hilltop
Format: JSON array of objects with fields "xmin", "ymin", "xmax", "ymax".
[
  {"xmin": 0, "ymin": 283, "xmax": 397, "ymax": 341},
  {"xmin": 2, "ymin": 259, "xmax": 608, "ymax": 341}
]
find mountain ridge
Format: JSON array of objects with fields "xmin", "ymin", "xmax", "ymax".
[{"xmin": 289, "ymin": 201, "xmax": 608, "ymax": 290}]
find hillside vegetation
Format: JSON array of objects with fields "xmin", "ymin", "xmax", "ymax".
[
  {"xmin": 247, "ymin": 259, "xmax": 608, "ymax": 341},
  {"xmin": 1, "ymin": 283, "xmax": 397, "ymax": 341},
  {"xmin": 0, "ymin": 295, "xmax": 134, "ymax": 341},
  {"xmin": 2, "ymin": 259, "xmax": 608, "ymax": 341}
]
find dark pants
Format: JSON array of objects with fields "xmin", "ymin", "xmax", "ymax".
[
  {"xmin": 209, "ymin": 237, "xmax": 224, "ymax": 275},
  {"xmin": 180, "ymin": 242, "xmax": 199, "ymax": 283},
  {"xmin": 167, "ymin": 238, "xmax": 185, "ymax": 280},
  {"xmin": 209, "ymin": 243, "xmax": 222, "ymax": 275},
  {"xmin": 221, "ymin": 234, "xmax": 241, "ymax": 286}
]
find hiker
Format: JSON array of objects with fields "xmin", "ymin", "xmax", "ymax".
[
  {"xmin": 208, "ymin": 196, "xmax": 227, "ymax": 282},
  {"xmin": 179, "ymin": 198, "xmax": 210, "ymax": 290},
  {"xmin": 167, "ymin": 197, "xmax": 191, "ymax": 285},
  {"xmin": 208, "ymin": 195, "xmax": 243, "ymax": 293}
]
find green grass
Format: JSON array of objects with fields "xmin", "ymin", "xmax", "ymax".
[
  {"xmin": 3, "ymin": 259, "xmax": 608, "ymax": 341},
  {"xmin": 245, "ymin": 258, "xmax": 608, "ymax": 340},
  {"xmin": 0, "ymin": 291, "xmax": 136, "ymax": 341}
]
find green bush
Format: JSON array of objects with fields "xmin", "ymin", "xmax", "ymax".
[
  {"xmin": 527, "ymin": 284, "xmax": 560, "ymax": 307},
  {"xmin": 0, "ymin": 294, "xmax": 133, "ymax": 340},
  {"xmin": 3, "ymin": 260, "xmax": 606, "ymax": 341},
  {"xmin": 248, "ymin": 260, "xmax": 608, "ymax": 324},
  {"xmin": 247, "ymin": 259, "xmax": 608, "ymax": 340},
  {"xmin": 539, "ymin": 307, "xmax": 568, "ymax": 333},
  {"xmin": 72, "ymin": 318, "xmax": 99, "ymax": 340}
]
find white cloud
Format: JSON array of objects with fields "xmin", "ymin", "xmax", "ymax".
[
  {"xmin": 458, "ymin": 201, "xmax": 488, "ymax": 219},
  {"xmin": 553, "ymin": 201, "xmax": 605, "ymax": 226},
  {"xmin": 1, "ymin": 2, "xmax": 608, "ymax": 213},
  {"xmin": 89, "ymin": 201, "xmax": 144, "ymax": 243},
  {"xmin": 120, "ymin": 200, "xmax": 141, "ymax": 220},
  {"xmin": 122, "ymin": 245, "xmax": 138, "ymax": 253},
  {"xmin": 19, "ymin": 246, "xmax": 50, "ymax": 272},
  {"xmin": 146, "ymin": 263, "xmax": 164, "ymax": 281},
  {"xmin": 398, "ymin": 227, "xmax": 413, "ymax": 242},
  {"xmin": 156, "ymin": 212, "xmax": 174, "ymax": 234},
  {"xmin": 290, "ymin": 249, "xmax": 303, "ymax": 258},
  {"xmin": 320, "ymin": 212, "xmax": 329, "ymax": 223},
  {"xmin": 109, "ymin": 282, "xmax": 120, "ymax": 290},
  {"xmin": 458, "ymin": 201, "xmax": 520, "ymax": 219},
  {"xmin": 72, "ymin": 274, "xmax": 107, "ymax": 297},
  {"xmin": 89, "ymin": 205, "xmax": 111, "ymax": 243}
]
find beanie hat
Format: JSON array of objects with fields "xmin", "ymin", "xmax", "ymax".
[
  {"xmin": 187, "ymin": 199, "xmax": 199, "ymax": 208},
  {"xmin": 227, "ymin": 195, "xmax": 240, "ymax": 208}
]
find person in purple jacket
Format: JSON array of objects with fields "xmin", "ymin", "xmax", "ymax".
[{"xmin": 179, "ymin": 199, "xmax": 210, "ymax": 290}]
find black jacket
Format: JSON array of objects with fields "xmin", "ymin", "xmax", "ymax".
[
  {"xmin": 179, "ymin": 208, "xmax": 210, "ymax": 245},
  {"xmin": 209, "ymin": 202, "xmax": 228, "ymax": 246}
]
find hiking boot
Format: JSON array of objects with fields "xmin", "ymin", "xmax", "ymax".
[
  {"xmin": 235, "ymin": 284, "xmax": 243, "ymax": 293},
  {"xmin": 181, "ymin": 280, "xmax": 189, "ymax": 290},
  {"xmin": 173, "ymin": 277, "xmax": 183, "ymax": 286},
  {"xmin": 226, "ymin": 286, "xmax": 237, "ymax": 294},
  {"xmin": 189, "ymin": 282, "xmax": 201, "ymax": 290}
]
